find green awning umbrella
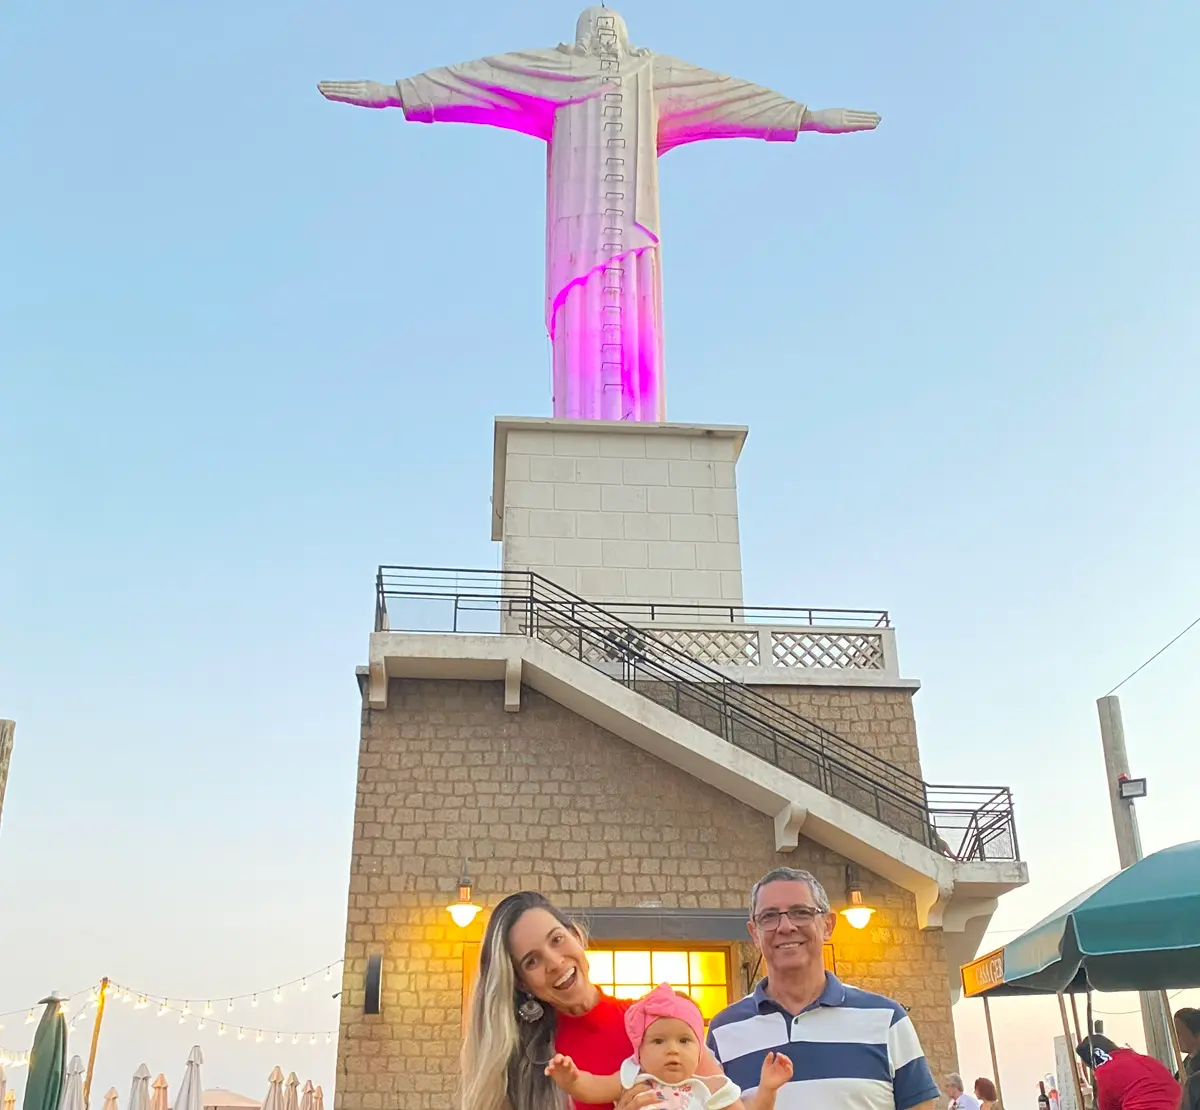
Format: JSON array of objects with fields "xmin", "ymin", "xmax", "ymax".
[
  {"xmin": 963, "ymin": 840, "xmax": 1200, "ymax": 996},
  {"xmin": 21, "ymin": 998, "xmax": 66, "ymax": 1110}
]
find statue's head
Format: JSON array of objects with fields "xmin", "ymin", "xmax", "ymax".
[{"xmin": 573, "ymin": 6, "xmax": 637, "ymax": 56}]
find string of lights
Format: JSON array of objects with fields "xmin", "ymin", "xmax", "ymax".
[
  {"xmin": 0, "ymin": 986, "xmax": 95, "ymax": 1025},
  {"xmin": 92, "ymin": 982, "xmax": 339, "ymax": 1044},
  {"xmin": 0, "ymin": 960, "xmax": 344, "ymax": 1042},
  {"xmin": 0, "ymin": 1047, "xmax": 30, "ymax": 1068}
]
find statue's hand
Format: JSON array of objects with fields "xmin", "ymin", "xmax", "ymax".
[
  {"xmin": 317, "ymin": 80, "xmax": 402, "ymax": 109},
  {"xmin": 802, "ymin": 108, "xmax": 881, "ymax": 134}
]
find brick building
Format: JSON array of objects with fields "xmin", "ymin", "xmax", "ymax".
[{"xmin": 334, "ymin": 419, "xmax": 1027, "ymax": 1110}]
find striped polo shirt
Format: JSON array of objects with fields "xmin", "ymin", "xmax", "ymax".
[{"xmin": 706, "ymin": 974, "xmax": 941, "ymax": 1110}]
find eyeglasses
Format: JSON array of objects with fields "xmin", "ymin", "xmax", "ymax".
[{"xmin": 752, "ymin": 906, "xmax": 825, "ymax": 930}]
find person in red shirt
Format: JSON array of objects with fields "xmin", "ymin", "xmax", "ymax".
[
  {"xmin": 460, "ymin": 891, "xmax": 741, "ymax": 1110},
  {"xmin": 1075, "ymin": 1035, "xmax": 1181, "ymax": 1110}
]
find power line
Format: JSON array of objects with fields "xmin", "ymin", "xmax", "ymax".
[{"xmin": 1106, "ymin": 614, "xmax": 1200, "ymax": 696}]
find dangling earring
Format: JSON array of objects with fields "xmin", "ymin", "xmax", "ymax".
[{"xmin": 517, "ymin": 995, "xmax": 544, "ymax": 1023}]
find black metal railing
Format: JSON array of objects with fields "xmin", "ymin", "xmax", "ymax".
[{"xmin": 374, "ymin": 566, "xmax": 1020, "ymax": 863}]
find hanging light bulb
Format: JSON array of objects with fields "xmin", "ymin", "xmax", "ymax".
[
  {"xmin": 325, "ymin": 1033, "xmax": 332, "ymax": 1045},
  {"xmin": 251, "ymin": 994, "xmax": 259, "ymax": 1008},
  {"xmin": 274, "ymin": 1032, "xmax": 282, "ymax": 1045},
  {"xmin": 203, "ymin": 1001, "xmax": 213, "ymax": 1016},
  {"xmin": 291, "ymin": 1034, "xmax": 299, "ymax": 1046},
  {"xmin": 309, "ymin": 1035, "xmax": 317, "ymax": 1046},
  {"xmin": 237, "ymin": 1028, "xmax": 245, "ymax": 1041},
  {"xmin": 323, "ymin": 967, "xmax": 332, "ymax": 982},
  {"xmin": 178, "ymin": 1013, "xmax": 187, "ymax": 1025},
  {"xmin": 87, "ymin": 988, "xmax": 98, "ymax": 1004},
  {"xmin": 218, "ymin": 1024, "xmax": 227, "ymax": 1037},
  {"xmin": 197, "ymin": 1018, "xmax": 205, "ymax": 1031},
  {"xmin": 226, "ymin": 999, "xmax": 234, "ymax": 1013},
  {"xmin": 446, "ymin": 861, "xmax": 483, "ymax": 927},
  {"xmin": 300, "ymin": 978, "xmax": 308, "ymax": 993},
  {"xmin": 273, "ymin": 987, "xmax": 283, "ymax": 1004},
  {"xmin": 255, "ymin": 1031, "xmax": 264, "ymax": 1044},
  {"xmin": 135, "ymin": 996, "xmax": 149, "ymax": 1010},
  {"xmin": 25, "ymin": 1010, "xmax": 35, "ymax": 1024},
  {"xmin": 120, "ymin": 989, "xmax": 132, "ymax": 1003},
  {"xmin": 157, "ymin": 1003, "xmax": 169, "ymax": 1018},
  {"xmin": 839, "ymin": 865, "xmax": 877, "ymax": 930}
]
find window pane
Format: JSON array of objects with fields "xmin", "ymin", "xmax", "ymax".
[
  {"xmin": 688, "ymin": 985, "xmax": 729, "ymax": 1021},
  {"xmin": 612, "ymin": 983, "xmax": 646, "ymax": 1001},
  {"xmin": 614, "ymin": 951, "xmax": 651, "ymax": 984},
  {"xmin": 651, "ymin": 951, "xmax": 689, "ymax": 985},
  {"xmin": 689, "ymin": 951, "xmax": 727, "ymax": 985},
  {"xmin": 587, "ymin": 950, "xmax": 614, "ymax": 987}
]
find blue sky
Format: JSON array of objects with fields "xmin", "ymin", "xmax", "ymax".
[{"xmin": 2, "ymin": 0, "xmax": 1199, "ymax": 1101}]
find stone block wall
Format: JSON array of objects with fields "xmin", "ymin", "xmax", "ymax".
[
  {"xmin": 753, "ymin": 686, "xmax": 927, "ymax": 781},
  {"xmin": 497, "ymin": 420, "xmax": 745, "ymax": 608},
  {"xmin": 335, "ymin": 679, "xmax": 956, "ymax": 1110}
]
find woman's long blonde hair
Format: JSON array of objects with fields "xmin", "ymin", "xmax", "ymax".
[{"xmin": 460, "ymin": 892, "xmax": 586, "ymax": 1110}]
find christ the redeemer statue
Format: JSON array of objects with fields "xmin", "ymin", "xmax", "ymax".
[{"xmin": 319, "ymin": 7, "xmax": 880, "ymax": 423}]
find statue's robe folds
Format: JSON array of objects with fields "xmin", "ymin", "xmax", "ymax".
[{"xmin": 398, "ymin": 33, "xmax": 806, "ymax": 421}]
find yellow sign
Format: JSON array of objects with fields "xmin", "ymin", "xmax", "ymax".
[{"xmin": 960, "ymin": 948, "xmax": 1005, "ymax": 997}]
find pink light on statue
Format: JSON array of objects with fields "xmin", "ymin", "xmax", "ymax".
[{"xmin": 319, "ymin": 7, "xmax": 881, "ymax": 422}]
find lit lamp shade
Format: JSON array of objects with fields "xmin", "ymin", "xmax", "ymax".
[
  {"xmin": 447, "ymin": 883, "xmax": 482, "ymax": 928},
  {"xmin": 840, "ymin": 889, "xmax": 875, "ymax": 930}
]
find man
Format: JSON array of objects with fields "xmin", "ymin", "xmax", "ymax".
[
  {"xmin": 1174, "ymin": 1010, "xmax": 1200, "ymax": 1110},
  {"xmin": 706, "ymin": 866, "xmax": 942, "ymax": 1110},
  {"xmin": 945, "ymin": 1075, "xmax": 981, "ymax": 1110},
  {"xmin": 1075, "ymin": 1034, "xmax": 1180, "ymax": 1110}
]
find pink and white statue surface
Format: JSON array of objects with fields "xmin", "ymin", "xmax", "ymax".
[{"xmin": 319, "ymin": 7, "xmax": 880, "ymax": 422}]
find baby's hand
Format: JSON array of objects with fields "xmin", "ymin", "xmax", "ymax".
[
  {"xmin": 545, "ymin": 1054, "xmax": 582, "ymax": 1091},
  {"xmin": 759, "ymin": 1051, "xmax": 793, "ymax": 1092}
]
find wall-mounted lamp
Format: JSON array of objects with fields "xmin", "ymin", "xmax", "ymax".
[
  {"xmin": 364, "ymin": 953, "xmax": 383, "ymax": 1015},
  {"xmin": 840, "ymin": 865, "xmax": 876, "ymax": 930},
  {"xmin": 447, "ymin": 861, "xmax": 482, "ymax": 928}
]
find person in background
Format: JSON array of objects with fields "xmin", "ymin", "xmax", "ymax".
[
  {"xmin": 973, "ymin": 1077, "xmax": 1000, "ymax": 1110},
  {"xmin": 706, "ymin": 866, "xmax": 941, "ymax": 1110},
  {"xmin": 1175, "ymin": 1010, "xmax": 1200, "ymax": 1110},
  {"xmin": 1074, "ymin": 1034, "xmax": 1180, "ymax": 1110},
  {"xmin": 946, "ymin": 1075, "xmax": 981, "ymax": 1110}
]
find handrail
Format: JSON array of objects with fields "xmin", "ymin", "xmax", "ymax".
[{"xmin": 374, "ymin": 566, "xmax": 1020, "ymax": 862}]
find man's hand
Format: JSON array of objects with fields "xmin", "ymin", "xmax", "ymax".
[
  {"xmin": 759, "ymin": 1052, "xmax": 794, "ymax": 1092},
  {"xmin": 614, "ymin": 1081, "xmax": 662, "ymax": 1110},
  {"xmin": 317, "ymin": 80, "xmax": 402, "ymax": 109},
  {"xmin": 801, "ymin": 107, "xmax": 881, "ymax": 133},
  {"xmin": 545, "ymin": 1055, "xmax": 582, "ymax": 1093}
]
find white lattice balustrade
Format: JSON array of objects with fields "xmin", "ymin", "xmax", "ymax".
[
  {"xmin": 771, "ymin": 630, "xmax": 886, "ymax": 670},
  {"xmin": 647, "ymin": 628, "xmax": 759, "ymax": 666}
]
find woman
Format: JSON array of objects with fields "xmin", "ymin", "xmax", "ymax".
[
  {"xmin": 974, "ymin": 1077, "xmax": 1000, "ymax": 1110},
  {"xmin": 460, "ymin": 891, "xmax": 738, "ymax": 1110}
]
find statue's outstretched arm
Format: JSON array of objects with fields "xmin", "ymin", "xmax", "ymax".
[
  {"xmin": 799, "ymin": 108, "xmax": 880, "ymax": 134},
  {"xmin": 317, "ymin": 81, "xmax": 403, "ymax": 109}
]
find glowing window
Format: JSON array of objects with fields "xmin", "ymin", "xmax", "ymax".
[{"xmin": 586, "ymin": 947, "xmax": 731, "ymax": 1022}]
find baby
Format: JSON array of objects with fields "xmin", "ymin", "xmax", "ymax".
[{"xmin": 546, "ymin": 982, "xmax": 793, "ymax": 1110}]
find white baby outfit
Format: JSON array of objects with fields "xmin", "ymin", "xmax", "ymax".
[{"xmin": 619, "ymin": 1057, "xmax": 741, "ymax": 1110}]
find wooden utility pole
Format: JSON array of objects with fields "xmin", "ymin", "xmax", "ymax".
[
  {"xmin": 1095, "ymin": 696, "xmax": 1174, "ymax": 1068},
  {"xmin": 0, "ymin": 720, "xmax": 14, "ymax": 835},
  {"xmin": 83, "ymin": 978, "xmax": 110, "ymax": 1110}
]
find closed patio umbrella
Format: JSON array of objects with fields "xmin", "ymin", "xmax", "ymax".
[
  {"xmin": 127, "ymin": 1066, "xmax": 149, "ymax": 1110},
  {"xmin": 258, "ymin": 1070, "xmax": 283, "ymax": 1110},
  {"xmin": 59, "ymin": 1057, "xmax": 84, "ymax": 1110},
  {"xmin": 147, "ymin": 1075, "xmax": 166, "ymax": 1110},
  {"xmin": 22, "ymin": 998, "xmax": 66, "ymax": 1110},
  {"xmin": 101, "ymin": 1088, "xmax": 118, "ymax": 1110},
  {"xmin": 173, "ymin": 1049, "xmax": 203, "ymax": 1110}
]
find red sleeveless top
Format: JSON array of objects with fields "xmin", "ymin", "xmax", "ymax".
[{"xmin": 554, "ymin": 992, "xmax": 635, "ymax": 1110}]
